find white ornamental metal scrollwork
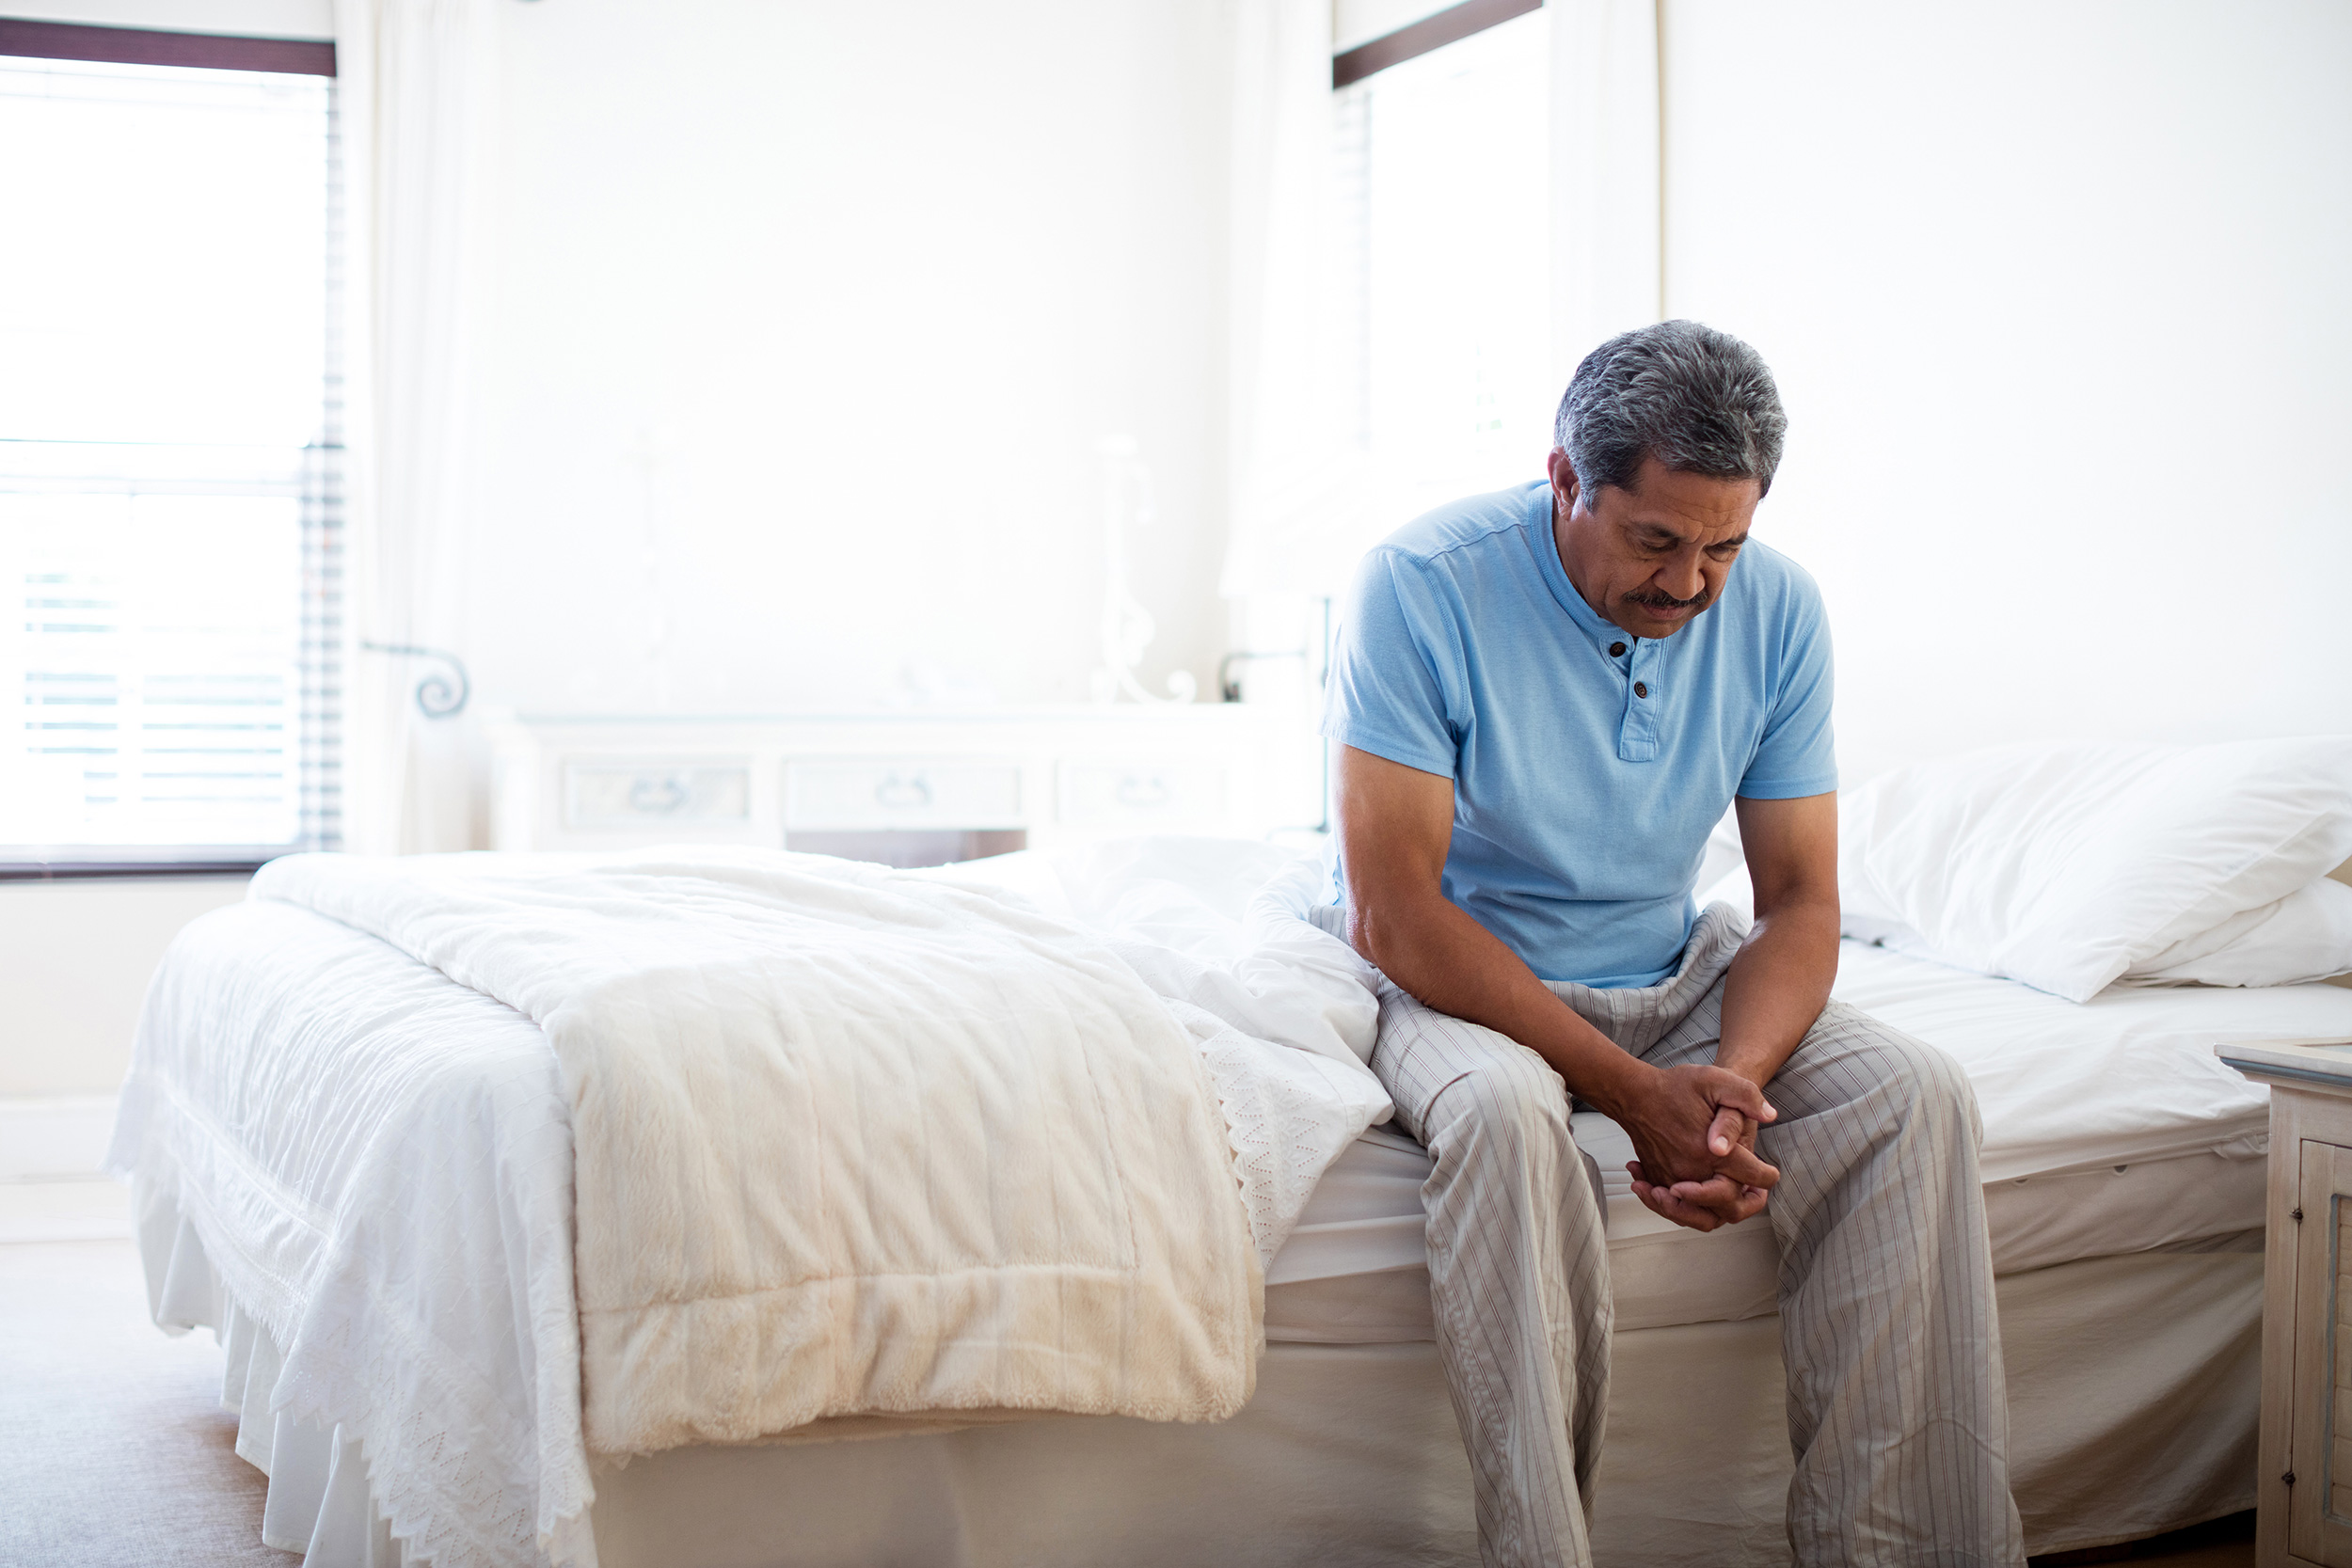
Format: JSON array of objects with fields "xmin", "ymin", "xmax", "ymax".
[{"xmin": 359, "ymin": 642, "xmax": 471, "ymax": 718}]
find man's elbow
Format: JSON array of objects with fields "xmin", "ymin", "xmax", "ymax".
[
  {"xmin": 1344, "ymin": 901, "xmax": 1386, "ymax": 969},
  {"xmin": 1344, "ymin": 891, "xmax": 1430, "ymax": 977},
  {"xmin": 1749, "ymin": 883, "xmax": 1841, "ymax": 934}
]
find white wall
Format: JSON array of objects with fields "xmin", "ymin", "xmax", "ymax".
[
  {"xmin": 0, "ymin": 877, "xmax": 248, "ymax": 1097},
  {"xmin": 1661, "ymin": 0, "xmax": 2352, "ymax": 784},
  {"xmin": 464, "ymin": 0, "xmax": 1234, "ymax": 718}
]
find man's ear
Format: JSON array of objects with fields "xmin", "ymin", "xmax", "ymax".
[{"xmin": 1545, "ymin": 448, "xmax": 1580, "ymax": 515}]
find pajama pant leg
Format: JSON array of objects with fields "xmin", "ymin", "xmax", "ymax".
[
  {"xmin": 1372, "ymin": 979, "xmax": 1612, "ymax": 1568},
  {"xmin": 1635, "ymin": 985, "xmax": 2026, "ymax": 1567},
  {"xmin": 1363, "ymin": 905, "xmax": 2024, "ymax": 1567}
]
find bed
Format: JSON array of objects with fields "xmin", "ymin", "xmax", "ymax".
[{"xmin": 110, "ymin": 831, "xmax": 2352, "ymax": 1568}]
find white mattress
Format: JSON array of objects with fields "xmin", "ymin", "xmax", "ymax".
[
  {"xmin": 155, "ymin": 1180, "xmax": 2262, "ymax": 1566},
  {"xmin": 1263, "ymin": 939, "xmax": 2352, "ymax": 1343}
]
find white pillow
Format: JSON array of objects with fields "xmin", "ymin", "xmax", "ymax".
[
  {"xmin": 1697, "ymin": 860, "xmax": 1754, "ymax": 924},
  {"xmin": 2122, "ymin": 873, "xmax": 2352, "ymax": 987},
  {"xmin": 1839, "ymin": 736, "xmax": 2352, "ymax": 1001},
  {"xmin": 1694, "ymin": 807, "xmax": 1745, "ymax": 896}
]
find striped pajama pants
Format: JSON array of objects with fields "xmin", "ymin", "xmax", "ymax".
[{"xmin": 1351, "ymin": 904, "xmax": 2025, "ymax": 1568}]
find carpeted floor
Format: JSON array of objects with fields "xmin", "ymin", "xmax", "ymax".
[
  {"xmin": 0, "ymin": 1229, "xmax": 2260, "ymax": 1568},
  {"xmin": 0, "ymin": 1237, "xmax": 282, "ymax": 1566}
]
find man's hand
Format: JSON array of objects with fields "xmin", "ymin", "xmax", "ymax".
[
  {"xmin": 1618, "ymin": 788, "xmax": 1839, "ymax": 1231},
  {"xmin": 1631, "ymin": 1113, "xmax": 1770, "ymax": 1228},
  {"xmin": 1601, "ymin": 1063, "xmax": 1778, "ymax": 1231}
]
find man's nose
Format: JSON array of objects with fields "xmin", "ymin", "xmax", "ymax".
[{"xmin": 1659, "ymin": 552, "xmax": 1706, "ymax": 600}]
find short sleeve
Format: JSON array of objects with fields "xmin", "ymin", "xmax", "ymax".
[
  {"xmin": 1321, "ymin": 549, "xmax": 1465, "ymax": 780},
  {"xmin": 1738, "ymin": 578, "xmax": 1837, "ymax": 800}
]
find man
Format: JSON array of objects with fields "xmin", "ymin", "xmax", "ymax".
[{"xmin": 1321, "ymin": 322, "xmax": 2023, "ymax": 1567}]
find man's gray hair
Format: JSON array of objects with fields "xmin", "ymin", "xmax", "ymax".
[{"xmin": 1552, "ymin": 321, "xmax": 1787, "ymax": 499}]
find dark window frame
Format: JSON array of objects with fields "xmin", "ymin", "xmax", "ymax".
[
  {"xmin": 0, "ymin": 18, "xmax": 334, "ymax": 75},
  {"xmin": 1333, "ymin": 0, "xmax": 1542, "ymax": 89}
]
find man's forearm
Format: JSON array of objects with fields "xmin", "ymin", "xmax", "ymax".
[
  {"xmin": 1713, "ymin": 894, "xmax": 1840, "ymax": 1087},
  {"xmin": 1350, "ymin": 890, "xmax": 1649, "ymax": 1113}
]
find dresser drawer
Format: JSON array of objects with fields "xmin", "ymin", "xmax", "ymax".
[
  {"xmin": 1057, "ymin": 759, "xmax": 1228, "ymax": 829},
  {"xmin": 563, "ymin": 760, "xmax": 753, "ymax": 832},
  {"xmin": 784, "ymin": 758, "xmax": 1025, "ymax": 830}
]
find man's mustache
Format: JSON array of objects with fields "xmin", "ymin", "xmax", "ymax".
[{"xmin": 1625, "ymin": 586, "xmax": 1712, "ymax": 611}]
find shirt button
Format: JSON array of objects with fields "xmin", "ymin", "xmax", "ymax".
[
  {"xmin": 1633, "ymin": 682, "xmax": 1649, "ymax": 698},
  {"xmin": 1609, "ymin": 641, "xmax": 1626, "ymax": 657}
]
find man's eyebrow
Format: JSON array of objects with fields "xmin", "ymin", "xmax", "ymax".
[{"xmin": 1629, "ymin": 520, "xmax": 1746, "ymax": 549}]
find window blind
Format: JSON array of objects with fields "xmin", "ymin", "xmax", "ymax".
[{"xmin": 0, "ymin": 39, "xmax": 341, "ymax": 872}]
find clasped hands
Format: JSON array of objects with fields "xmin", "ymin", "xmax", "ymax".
[{"xmin": 1609, "ymin": 1062, "xmax": 1778, "ymax": 1232}]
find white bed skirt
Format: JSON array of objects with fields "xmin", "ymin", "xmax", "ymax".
[{"xmin": 146, "ymin": 1185, "xmax": 2263, "ymax": 1568}]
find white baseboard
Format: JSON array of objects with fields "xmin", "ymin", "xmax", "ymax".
[
  {"xmin": 0, "ymin": 1093, "xmax": 119, "ymax": 1180},
  {"xmin": 0, "ymin": 1179, "xmax": 130, "ymax": 1243}
]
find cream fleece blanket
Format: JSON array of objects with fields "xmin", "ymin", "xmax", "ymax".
[{"xmin": 250, "ymin": 845, "xmax": 1260, "ymax": 1455}]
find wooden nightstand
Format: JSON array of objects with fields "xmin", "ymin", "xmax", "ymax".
[{"xmin": 2218, "ymin": 1038, "xmax": 2352, "ymax": 1568}]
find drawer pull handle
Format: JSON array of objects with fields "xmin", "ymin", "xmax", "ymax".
[
  {"xmin": 1116, "ymin": 774, "xmax": 1170, "ymax": 809},
  {"xmin": 628, "ymin": 775, "xmax": 690, "ymax": 815},
  {"xmin": 875, "ymin": 774, "xmax": 933, "ymax": 810}
]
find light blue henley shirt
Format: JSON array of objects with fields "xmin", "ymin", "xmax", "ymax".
[{"xmin": 1322, "ymin": 479, "xmax": 1837, "ymax": 988}]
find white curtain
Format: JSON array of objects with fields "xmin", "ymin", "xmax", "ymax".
[
  {"xmin": 1220, "ymin": 0, "xmax": 1375, "ymax": 602},
  {"xmin": 1549, "ymin": 0, "xmax": 1663, "ymax": 372},
  {"xmin": 333, "ymin": 0, "xmax": 496, "ymax": 854}
]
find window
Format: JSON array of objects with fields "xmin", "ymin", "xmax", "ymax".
[
  {"xmin": 1333, "ymin": 5, "xmax": 1553, "ymax": 525},
  {"xmin": 0, "ymin": 25, "xmax": 341, "ymax": 873}
]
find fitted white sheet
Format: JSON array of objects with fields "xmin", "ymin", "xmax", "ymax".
[
  {"xmin": 1263, "ymin": 1127, "xmax": 2266, "ymax": 1342},
  {"xmin": 1830, "ymin": 939, "xmax": 2346, "ymax": 1179},
  {"xmin": 1259, "ymin": 937, "xmax": 2346, "ymax": 1343}
]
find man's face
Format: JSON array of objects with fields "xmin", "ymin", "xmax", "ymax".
[{"xmin": 1548, "ymin": 449, "xmax": 1761, "ymax": 640}]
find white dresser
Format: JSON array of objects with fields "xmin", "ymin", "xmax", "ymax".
[{"xmin": 486, "ymin": 705, "xmax": 1323, "ymax": 862}]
